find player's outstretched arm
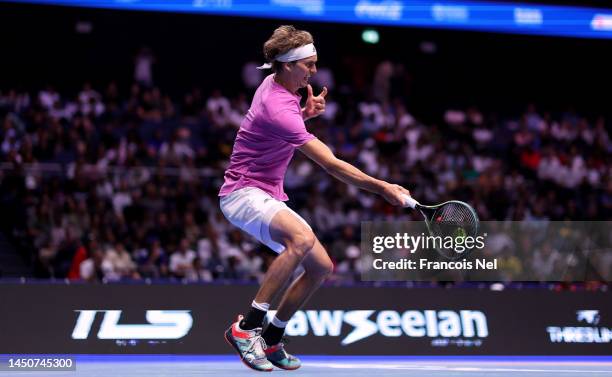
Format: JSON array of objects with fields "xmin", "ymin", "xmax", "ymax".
[{"xmin": 298, "ymin": 138, "xmax": 410, "ymax": 206}]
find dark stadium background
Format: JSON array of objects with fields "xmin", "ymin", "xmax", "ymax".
[{"xmin": 1, "ymin": 2, "xmax": 611, "ymax": 117}]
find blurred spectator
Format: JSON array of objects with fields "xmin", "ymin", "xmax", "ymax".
[
  {"xmin": 134, "ymin": 47, "xmax": 156, "ymax": 87},
  {"xmin": 80, "ymin": 248, "xmax": 112, "ymax": 282},
  {"xmin": 241, "ymin": 61, "xmax": 264, "ymax": 90},
  {"xmin": 104, "ymin": 242, "xmax": 138, "ymax": 280},
  {"xmin": 169, "ymin": 238, "xmax": 197, "ymax": 279}
]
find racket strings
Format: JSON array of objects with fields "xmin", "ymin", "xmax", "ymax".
[
  {"xmin": 434, "ymin": 202, "xmax": 477, "ymax": 225},
  {"xmin": 429, "ymin": 202, "xmax": 479, "ymax": 260}
]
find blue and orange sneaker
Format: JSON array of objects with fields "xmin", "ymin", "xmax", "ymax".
[
  {"xmin": 265, "ymin": 341, "xmax": 301, "ymax": 370},
  {"xmin": 224, "ymin": 315, "xmax": 274, "ymax": 372}
]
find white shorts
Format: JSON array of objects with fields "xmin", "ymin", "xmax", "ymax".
[{"xmin": 219, "ymin": 187, "xmax": 311, "ymax": 253}]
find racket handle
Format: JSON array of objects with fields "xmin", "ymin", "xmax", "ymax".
[{"xmin": 402, "ymin": 194, "xmax": 419, "ymax": 209}]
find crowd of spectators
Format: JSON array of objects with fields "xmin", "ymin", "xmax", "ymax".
[{"xmin": 0, "ymin": 67, "xmax": 610, "ymax": 284}]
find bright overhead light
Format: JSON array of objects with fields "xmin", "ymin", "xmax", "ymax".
[{"xmin": 362, "ymin": 29, "xmax": 380, "ymax": 44}]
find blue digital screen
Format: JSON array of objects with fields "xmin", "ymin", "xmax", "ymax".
[{"xmin": 3, "ymin": 0, "xmax": 612, "ymax": 39}]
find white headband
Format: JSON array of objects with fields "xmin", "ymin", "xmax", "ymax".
[{"xmin": 257, "ymin": 43, "xmax": 317, "ymax": 70}]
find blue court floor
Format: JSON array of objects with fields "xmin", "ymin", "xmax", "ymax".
[{"xmin": 1, "ymin": 355, "xmax": 611, "ymax": 377}]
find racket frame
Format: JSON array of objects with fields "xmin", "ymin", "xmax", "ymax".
[{"xmin": 402, "ymin": 195, "xmax": 480, "ymax": 260}]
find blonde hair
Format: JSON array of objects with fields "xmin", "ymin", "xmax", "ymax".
[{"xmin": 263, "ymin": 25, "xmax": 314, "ymax": 73}]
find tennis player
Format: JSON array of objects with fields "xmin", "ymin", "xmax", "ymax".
[{"xmin": 219, "ymin": 25, "xmax": 411, "ymax": 371}]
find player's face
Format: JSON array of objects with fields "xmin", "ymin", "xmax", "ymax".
[{"xmin": 291, "ymin": 55, "xmax": 317, "ymax": 89}]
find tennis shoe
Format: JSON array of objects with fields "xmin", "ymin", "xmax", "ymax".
[
  {"xmin": 265, "ymin": 341, "xmax": 301, "ymax": 370},
  {"xmin": 224, "ymin": 315, "xmax": 273, "ymax": 372}
]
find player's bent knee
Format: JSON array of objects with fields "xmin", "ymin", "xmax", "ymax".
[{"xmin": 286, "ymin": 231, "xmax": 316, "ymax": 258}]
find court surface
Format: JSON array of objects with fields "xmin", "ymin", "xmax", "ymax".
[{"xmin": 2, "ymin": 356, "xmax": 611, "ymax": 377}]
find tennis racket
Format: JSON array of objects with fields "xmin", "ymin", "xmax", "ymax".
[{"xmin": 402, "ymin": 194, "xmax": 480, "ymax": 261}]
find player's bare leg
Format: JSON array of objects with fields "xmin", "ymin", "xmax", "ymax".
[
  {"xmin": 261, "ymin": 220, "xmax": 332, "ymax": 370},
  {"xmin": 225, "ymin": 209, "xmax": 317, "ymax": 371},
  {"xmin": 273, "ymin": 239, "xmax": 332, "ymax": 321},
  {"xmin": 224, "ymin": 209, "xmax": 314, "ymax": 371},
  {"xmin": 254, "ymin": 210, "xmax": 317, "ymax": 305}
]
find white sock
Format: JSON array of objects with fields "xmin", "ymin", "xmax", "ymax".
[
  {"xmin": 271, "ymin": 316, "xmax": 289, "ymax": 328},
  {"xmin": 251, "ymin": 300, "xmax": 270, "ymax": 312}
]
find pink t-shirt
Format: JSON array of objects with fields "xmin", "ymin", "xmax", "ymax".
[{"xmin": 219, "ymin": 74, "xmax": 316, "ymax": 201}]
